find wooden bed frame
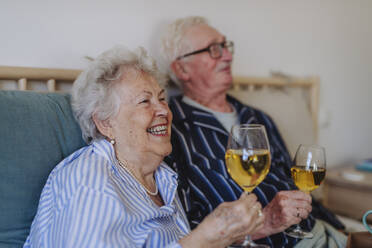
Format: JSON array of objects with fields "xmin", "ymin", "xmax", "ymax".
[{"xmin": 0, "ymin": 66, "xmax": 80, "ymax": 92}]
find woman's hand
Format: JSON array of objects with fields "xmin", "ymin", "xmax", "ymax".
[
  {"xmin": 251, "ymin": 190, "xmax": 312, "ymax": 240},
  {"xmin": 179, "ymin": 193, "xmax": 264, "ymax": 248}
]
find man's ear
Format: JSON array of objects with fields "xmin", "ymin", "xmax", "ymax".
[
  {"xmin": 171, "ymin": 60, "xmax": 190, "ymax": 81},
  {"xmin": 93, "ymin": 113, "xmax": 113, "ymax": 139}
]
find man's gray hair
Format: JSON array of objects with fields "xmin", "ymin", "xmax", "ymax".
[
  {"xmin": 72, "ymin": 45, "xmax": 165, "ymax": 143},
  {"xmin": 161, "ymin": 16, "xmax": 209, "ymax": 87}
]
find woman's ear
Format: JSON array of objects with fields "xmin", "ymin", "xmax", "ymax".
[
  {"xmin": 171, "ymin": 60, "xmax": 190, "ymax": 81},
  {"xmin": 93, "ymin": 113, "xmax": 113, "ymax": 139}
]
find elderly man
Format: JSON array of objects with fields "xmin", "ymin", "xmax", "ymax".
[{"xmin": 161, "ymin": 16, "xmax": 346, "ymax": 247}]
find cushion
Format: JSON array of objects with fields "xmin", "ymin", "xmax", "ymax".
[
  {"xmin": 229, "ymin": 87, "xmax": 315, "ymax": 157},
  {"xmin": 0, "ymin": 91, "xmax": 85, "ymax": 247}
]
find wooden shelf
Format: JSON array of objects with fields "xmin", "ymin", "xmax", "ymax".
[{"xmin": 323, "ymin": 167, "xmax": 372, "ymax": 222}]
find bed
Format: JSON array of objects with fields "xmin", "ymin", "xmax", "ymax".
[{"xmin": 1, "ymin": 65, "xmax": 361, "ymax": 247}]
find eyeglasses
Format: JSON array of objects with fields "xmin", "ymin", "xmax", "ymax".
[{"xmin": 177, "ymin": 40, "xmax": 234, "ymax": 60}]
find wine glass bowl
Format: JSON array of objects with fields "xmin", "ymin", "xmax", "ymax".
[
  {"xmin": 291, "ymin": 165, "xmax": 326, "ymax": 193},
  {"xmin": 285, "ymin": 144, "xmax": 326, "ymax": 239},
  {"xmin": 225, "ymin": 148, "xmax": 271, "ymax": 193},
  {"xmin": 225, "ymin": 124, "xmax": 270, "ymax": 248}
]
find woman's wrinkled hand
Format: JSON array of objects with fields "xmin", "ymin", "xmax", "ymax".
[{"xmin": 179, "ymin": 193, "xmax": 264, "ymax": 248}]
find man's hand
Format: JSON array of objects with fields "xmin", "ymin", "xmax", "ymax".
[{"xmin": 251, "ymin": 190, "xmax": 312, "ymax": 240}]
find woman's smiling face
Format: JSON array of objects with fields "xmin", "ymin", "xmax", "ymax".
[{"xmin": 109, "ymin": 70, "xmax": 173, "ymax": 159}]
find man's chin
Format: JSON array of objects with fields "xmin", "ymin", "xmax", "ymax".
[
  {"xmin": 220, "ymin": 70, "xmax": 233, "ymax": 82},
  {"xmin": 222, "ymin": 75, "xmax": 233, "ymax": 86}
]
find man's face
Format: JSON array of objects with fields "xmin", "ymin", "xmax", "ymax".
[{"xmin": 182, "ymin": 24, "xmax": 233, "ymax": 94}]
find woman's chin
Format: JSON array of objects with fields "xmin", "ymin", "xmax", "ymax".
[
  {"xmin": 146, "ymin": 136, "xmax": 172, "ymax": 158},
  {"xmin": 162, "ymin": 145, "xmax": 172, "ymax": 157},
  {"xmin": 158, "ymin": 144, "xmax": 172, "ymax": 158}
]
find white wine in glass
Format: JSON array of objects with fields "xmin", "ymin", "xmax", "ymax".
[
  {"xmin": 225, "ymin": 124, "xmax": 270, "ymax": 248},
  {"xmin": 225, "ymin": 149, "xmax": 271, "ymax": 193},
  {"xmin": 285, "ymin": 144, "xmax": 326, "ymax": 239},
  {"xmin": 291, "ymin": 165, "xmax": 326, "ymax": 193}
]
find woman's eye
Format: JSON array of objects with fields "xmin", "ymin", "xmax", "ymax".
[
  {"xmin": 139, "ymin": 99, "xmax": 149, "ymax": 104},
  {"xmin": 159, "ymin": 97, "xmax": 166, "ymax": 101}
]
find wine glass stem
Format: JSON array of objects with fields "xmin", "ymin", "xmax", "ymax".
[
  {"xmin": 241, "ymin": 192, "xmax": 256, "ymax": 247},
  {"xmin": 241, "ymin": 235, "xmax": 253, "ymax": 246},
  {"xmin": 292, "ymin": 224, "xmax": 302, "ymax": 232}
]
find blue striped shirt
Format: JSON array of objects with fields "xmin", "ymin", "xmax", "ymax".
[
  {"xmin": 165, "ymin": 95, "xmax": 342, "ymax": 248},
  {"xmin": 24, "ymin": 139, "xmax": 190, "ymax": 248}
]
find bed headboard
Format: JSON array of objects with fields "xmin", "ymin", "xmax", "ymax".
[
  {"xmin": 0, "ymin": 66, "xmax": 80, "ymax": 92},
  {"xmin": 0, "ymin": 65, "xmax": 319, "ymax": 157}
]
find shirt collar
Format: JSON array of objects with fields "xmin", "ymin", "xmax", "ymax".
[
  {"xmin": 182, "ymin": 95, "xmax": 237, "ymax": 116},
  {"xmin": 92, "ymin": 139, "xmax": 179, "ymax": 217},
  {"xmin": 91, "ymin": 139, "xmax": 117, "ymax": 166},
  {"xmin": 170, "ymin": 95, "xmax": 251, "ymax": 136}
]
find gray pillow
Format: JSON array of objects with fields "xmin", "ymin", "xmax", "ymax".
[
  {"xmin": 229, "ymin": 87, "xmax": 315, "ymax": 158},
  {"xmin": 0, "ymin": 91, "xmax": 85, "ymax": 247}
]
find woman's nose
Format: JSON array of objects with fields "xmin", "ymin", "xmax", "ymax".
[{"xmin": 155, "ymin": 101, "xmax": 170, "ymax": 116}]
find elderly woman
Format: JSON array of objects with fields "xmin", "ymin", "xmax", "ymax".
[{"xmin": 23, "ymin": 45, "xmax": 264, "ymax": 248}]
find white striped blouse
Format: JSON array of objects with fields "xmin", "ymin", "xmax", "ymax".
[{"xmin": 24, "ymin": 139, "xmax": 190, "ymax": 248}]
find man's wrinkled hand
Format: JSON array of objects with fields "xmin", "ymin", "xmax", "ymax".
[{"xmin": 251, "ymin": 190, "xmax": 312, "ymax": 239}]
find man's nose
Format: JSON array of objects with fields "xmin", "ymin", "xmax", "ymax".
[{"xmin": 221, "ymin": 47, "xmax": 233, "ymax": 61}]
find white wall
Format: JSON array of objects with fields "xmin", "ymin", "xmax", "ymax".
[{"xmin": 1, "ymin": 0, "xmax": 371, "ymax": 167}]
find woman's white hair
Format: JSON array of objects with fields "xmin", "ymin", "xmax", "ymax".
[
  {"xmin": 161, "ymin": 16, "xmax": 209, "ymax": 87},
  {"xmin": 72, "ymin": 45, "xmax": 165, "ymax": 143}
]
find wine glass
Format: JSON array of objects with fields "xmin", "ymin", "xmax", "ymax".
[
  {"xmin": 225, "ymin": 124, "xmax": 271, "ymax": 248},
  {"xmin": 285, "ymin": 144, "xmax": 326, "ymax": 239}
]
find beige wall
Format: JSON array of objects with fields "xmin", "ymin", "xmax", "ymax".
[{"xmin": 1, "ymin": 0, "xmax": 371, "ymax": 167}]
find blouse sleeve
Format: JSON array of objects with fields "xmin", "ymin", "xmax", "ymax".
[{"xmin": 26, "ymin": 185, "xmax": 135, "ymax": 247}]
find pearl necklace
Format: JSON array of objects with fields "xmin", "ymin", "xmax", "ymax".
[{"xmin": 117, "ymin": 158, "xmax": 159, "ymax": 196}]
